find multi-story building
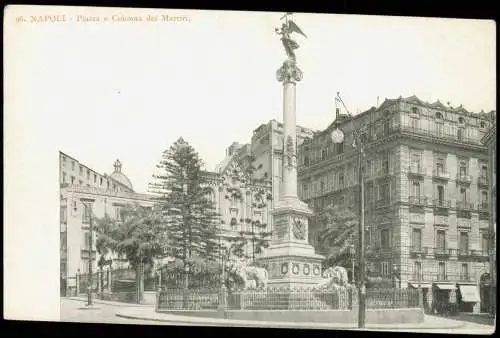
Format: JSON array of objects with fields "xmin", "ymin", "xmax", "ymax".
[
  {"xmin": 210, "ymin": 144, "xmax": 273, "ymax": 259},
  {"xmin": 297, "ymin": 95, "xmax": 494, "ymax": 313},
  {"xmin": 481, "ymin": 123, "xmax": 496, "ymax": 313},
  {"xmin": 59, "ymin": 152, "xmax": 154, "ymax": 293}
]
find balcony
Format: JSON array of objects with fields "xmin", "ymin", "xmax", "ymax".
[
  {"xmin": 470, "ymin": 249, "xmax": 490, "ymax": 261},
  {"xmin": 408, "ymin": 196, "xmax": 428, "ymax": 207},
  {"xmin": 458, "ymin": 249, "xmax": 472, "ymax": 258},
  {"xmin": 408, "ymin": 166, "xmax": 426, "ymax": 177},
  {"xmin": 433, "ymin": 247, "xmax": 452, "ymax": 258},
  {"xmin": 457, "ymin": 174, "xmax": 472, "ymax": 184},
  {"xmin": 478, "ymin": 176, "xmax": 489, "ymax": 186},
  {"xmin": 456, "ymin": 201, "xmax": 474, "ymax": 211},
  {"xmin": 376, "ymin": 199, "xmax": 390, "ymax": 209},
  {"xmin": 433, "ymin": 199, "xmax": 451, "ymax": 209},
  {"xmin": 432, "ymin": 170, "xmax": 450, "ymax": 180},
  {"xmin": 459, "ymin": 274, "xmax": 472, "ymax": 282},
  {"xmin": 435, "ymin": 274, "xmax": 449, "ymax": 282},
  {"xmin": 478, "ymin": 202, "xmax": 489, "ymax": 213},
  {"xmin": 410, "ymin": 246, "xmax": 428, "ymax": 258}
]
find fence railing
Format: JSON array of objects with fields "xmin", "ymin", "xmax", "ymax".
[{"xmin": 156, "ymin": 287, "xmax": 422, "ymax": 311}]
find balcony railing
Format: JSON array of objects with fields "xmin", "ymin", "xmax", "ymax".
[
  {"xmin": 456, "ymin": 201, "xmax": 474, "ymax": 210},
  {"xmin": 434, "ymin": 247, "xmax": 452, "ymax": 258},
  {"xmin": 408, "ymin": 166, "xmax": 426, "ymax": 177},
  {"xmin": 408, "ymin": 196, "xmax": 427, "ymax": 206},
  {"xmin": 410, "ymin": 246, "xmax": 428, "ymax": 257},
  {"xmin": 433, "ymin": 199, "xmax": 451, "ymax": 209},
  {"xmin": 432, "ymin": 170, "xmax": 450, "ymax": 180},
  {"xmin": 458, "ymin": 249, "xmax": 471, "ymax": 257},
  {"xmin": 459, "ymin": 274, "xmax": 472, "ymax": 282},
  {"xmin": 376, "ymin": 199, "xmax": 390, "ymax": 208},
  {"xmin": 436, "ymin": 274, "xmax": 448, "ymax": 282},
  {"xmin": 478, "ymin": 176, "xmax": 489, "ymax": 186},
  {"xmin": 457, "ymin": 174, "xmax": 472, "ymax": 184},
  {"xmin": 394, "ymin": 124, "xmax": 483, "ymax": 144},
  {"xmin": 478, "ymin": 203, "xmax": 489, "ymax": 212}
]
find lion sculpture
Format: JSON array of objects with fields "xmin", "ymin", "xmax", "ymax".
[
  {"xmin": 315, "ymin": 266, "xmax": 351, "ymax": 290},
  {"xmin": 227, "ymin": 258, "xmax": 268, "ymax": 290}
]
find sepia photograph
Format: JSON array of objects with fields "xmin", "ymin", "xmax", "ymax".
[{"xmin": 3, "ymin": 4, "xmax": 496, "ymax": 334}]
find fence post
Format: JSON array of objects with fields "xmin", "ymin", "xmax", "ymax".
[
  {"xmin": 218, "ymin": 284, "xmax": 228, "ymax": 319},
  {"xmin": 107, "ymin": 269, "xmax": 112, "ymax": 292},
  {"xmin": 97, "ymin": 270, "xmax": 102, "ymax": 294},
  {"xmin": 351, "ymin": 287, "xmax": 359, "ymax": 322},
  {"xmin": 76, "ymin": 273, "xmax": 80, "ymax": 295}
]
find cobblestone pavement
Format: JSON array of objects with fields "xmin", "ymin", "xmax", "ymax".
[{"xmin": 60, "ymin": 298, "xmax": 495, "ymax": 334}]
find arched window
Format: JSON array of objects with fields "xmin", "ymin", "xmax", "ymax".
[
  {"xmin": 436, "ymin": 112, "xmax": 443, "ymax": 119},
  {"xmin": 458, "ymin": 117, "xmax": 464, "ymax": 124},
  {"xmin": 480, "ymin": 121, "xmax": 486, "ymax": 129},
  {"xmin": 411, "ymin": 107, "xmax": 419, "ymax": 115}
]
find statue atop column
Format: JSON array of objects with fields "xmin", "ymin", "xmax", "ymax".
[{"xmin": 275, "ymin": 13, "xmax": 307, "ymax": 83}]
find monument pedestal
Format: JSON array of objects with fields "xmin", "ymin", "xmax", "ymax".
[{"xmin": 258, "ymin": 197, "xmax": 325, "ymax": 289}]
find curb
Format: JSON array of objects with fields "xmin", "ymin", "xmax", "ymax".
[
  {"xmin": 64, "ymin": 297, "xmax": 153, "ymax": 308},
  {"xmin": 115, "ymin": 311, "xmax": 467, "ymax": 330}
]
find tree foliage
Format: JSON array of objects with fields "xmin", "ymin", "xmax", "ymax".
[
  {"xmin": 149, "ymin": 137, "xmax": 220, "ymax": 265},
  {"xmin": 95, "ymin": 203, "xmax": 167, "ymax": 268}
]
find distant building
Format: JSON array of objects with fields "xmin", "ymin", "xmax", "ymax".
[
  {"xmin": 298, "ymin": 95, "xmax": 494, "ymax": 313},
  {"xmin": 209, "ymin": 145, "xmax": 273, "ymax": 259},
  {"xmin": 59, "ymin": 152, "xmax": 154, "ymax": 292}
]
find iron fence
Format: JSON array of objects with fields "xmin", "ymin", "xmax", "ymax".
[
  {"xmin": 365, "ymin": 288, "xmax": 420, "ymax": 309},
  {"xmin": 157, "ymin": 288, "xmax": 220, "ymax": 310}
]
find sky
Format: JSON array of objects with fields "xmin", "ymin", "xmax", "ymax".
[{"xmin": 7, "ymin": 8, "xmax": 497, "ymax": 194}]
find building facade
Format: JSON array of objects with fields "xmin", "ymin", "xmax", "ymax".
[
  {"xmin": 297, "ymin": 96, "xmax": 494, "ymax": 313},
  {"xmin": 481, "ymin": 124, "xmax": 497, "ymax": 313},
  {"xmin": 59, "ymin": 152, "xmax": 154, "ymax": 292},
  {"xmin": 210, "ymin": 146, "xmax": 273, "ymax": 260}
]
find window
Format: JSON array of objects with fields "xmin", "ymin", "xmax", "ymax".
[
  {"xmin": 458, "ymin": 117, "xmax": 464, "ymax": 124},
  {"xmin": 339, "ymin": 169, "xmax": 345, "ymax": 188},
  {"xmin": 86, "ymin": 169, "xmax": 90, "ymax": 180},
  {"xmin": 410, "ymin": 117, "xmax": 419, "ymax": 129},
  {"xmin": 62, "ymin": 156, "xmax": 66, "ymax": 167},
  {"xmin": 411, "ymin": 153, "xmax": 421, "ymax": 170},
  {"xmin": 411, "ymin": 181, "xmax": 421, "ymax": 198},
  {"xmin": 339, "ymin": 195, "xmax": 345, "ymax": 205},
  {"xmin": 79, "ymin": 166, "xmax": 83, "ymax": 175},
  {"xmin": 366, "ymin": 160, "xmax": 372, "ymax": 177},
  {"xmin": 71, "ymin": 161, "xmax": 75, "ymax": 171},
  {"xmin": 437, "ymin": 185, "xmax": 445, "ymax": 203},
  {"xmin": 82, "ymin": 203, "xmax": 92, "ymax": 224},
  {"xmin": 481, "ymin": 191, "xmax": 488, "ymax": 206},
  {"xmin": 115, "ymin": 206, "xmax": 122, "ymax": 221},
  {"xmin": 482, "ymin": 233, "xmax": 489, "ymax": 254},
  {"xmin": 79, "ymin": 180, "xmax": 83, "ymax": 185},
  {"xmin": 304, "ymin": 155, "xmax": 310, "ymax": 166},
  {"xmin": 365, "ymin": 230, "xmax": 371, "ymax": 246},
  {"xmin": 459, "ymin": 232, "xmax": 469, "ymax": 255},
  {"xmin": 94, "ymin": 174, "xmax": 97, "ymax": 183},
  {"xmin": 382, "ymin": 155, "xmax": 389, "ymax": 174},
  {"xmin": 458, "ymin": 128, "xmax": 465, "ymax": 141},
  {"xmin": 460, "ymin": 188, "xmax": 467, "ymax": 203},
  {"xmin": 366, "ymin": 182, "xmax": 374, "ymax": 203},
  {"xmin": 437, "ymin": 123, "xmax": 443, "ymax": 136},
  {"xmin": 436, "ymin": 230, "xmax": 446, "ymax": 251},
  {"xmin": 71, "ymin": 176, "xmax": 75, "ymax": 184},
  {"xmin": 60, "ymin": 206, "xmax": 67, "ymax": 224},
  {"xmin": 412, "ymin": 228, "xmax": 422, "ymax": 251},
  {"xmin": 438, "ymin": 262, "xmax": 446, "ymax": 281},
  {"xmin": 414, "ymin": 261, "xmax": 422, "ymax": 280},
  {"xmin": 107, "ymin": 181, "xmax": 110, "ymax": 189},
  {"xmin": 411, "ymin": 107, "xmax": 419, "ymax": 115},
  {"xmin": 379, "ymin": 181, "xmax": 389, "ymax": 201},
  {"xmin": 436, "ymin": 156, "xmax": 445, "ymax": 175},
  {"xmin": 100, "ymin": 177, "xmax": 103, "ymax": 185},
  {"xmin": 62, "ymin": 172, "xmax": 67, "ymax": 183},
  {"xmin": 436, "ymin": 112, "xmax": 443, "ymax": 119},
  {"xmin": 481, "ymin": 165, "xmax": 488, "ymax": 179},
  {"xmin": 337, "ymin": 142, "xmax": 344, "ymax": 154},
  {"xmin": 461, "ymin": 263, "xmax": 469, "ymax": 281},
  {"xmin": 321, "ymin": 149, "xmax": 327, "ymax": 161},
  {"xmin": 459, "ymin": 161, "xmax": 468, "ymax": 176},
  {"xmin": 383, "ymin": 120, "xmax": 390, "ymax": 136},
  {"xmin": 480, "ymin": 121, "xmax": 486, "ymax": 129},
  {"xmin": 320, "ymin": 180, "xmax": 325, "ymax": 193},
  {"xmin": 381, "ymin": 229, "xmax": 390, "ymax": 249}
]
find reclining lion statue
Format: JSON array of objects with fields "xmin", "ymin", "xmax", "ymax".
[{"xmin": 226, "ymin": 258, "xmax": 268, "ymax": 290}]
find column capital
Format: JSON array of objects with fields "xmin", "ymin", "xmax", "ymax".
[{"xmin": 276, "ymin": 60, "xmax": 303, "ymax": 83}]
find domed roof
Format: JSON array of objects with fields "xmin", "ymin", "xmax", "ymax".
[{"xmin": 110, "ymin": 159, "xmax": 134, "ymax": 191}]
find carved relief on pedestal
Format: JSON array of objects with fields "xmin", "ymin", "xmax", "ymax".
[
  {"xmin": 313, "ymin": 264, "xmax": 321, "ymax": 276},
  {"xmin": 292, "ymin": 216, "xmax": 307, "ymax": 240},
  {"xmin": 281, "ymin": 262, "xmax": 289, "ymax": 276},
  {"xmin": 274, "ymin": 215, "xmax": 289, "ymax": 240},
  {"xmin": 276, "ymin": 60, "xmax": 303, "ymax": 83},
  {"xmin": 303, "ymin": 264, "xmax": 311, "ymax": 276},
  {"xmin": 291, "ymin": 263, "xmax": 300, "ymax": 275}
]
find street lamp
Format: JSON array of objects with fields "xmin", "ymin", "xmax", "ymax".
[
  {"xmin": 331, "ymin": 120, "xmax": 366, "ymax": 329},
  {"xmin": 350, "ymin": 242, "xmax": 356, "ymax": 284}
]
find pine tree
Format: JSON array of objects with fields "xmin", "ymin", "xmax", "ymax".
[{"xmin": 149, "ymin": 137, "xmax": 220, "ymax": 287}]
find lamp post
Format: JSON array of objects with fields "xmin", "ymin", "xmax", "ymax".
[
  {"xmin": 331, "ymin": 116, "xmax": 366, "ymax": 328},
  {"xmin": 350, "ymin": 242, "xmax": 356, "ymax": 284}
]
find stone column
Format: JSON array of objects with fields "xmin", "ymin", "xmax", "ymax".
[{"xmin": 277, "ymin": 60, "xmax": 302, "ymax": 201}]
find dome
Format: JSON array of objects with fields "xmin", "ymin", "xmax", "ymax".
[{"xmin": 110, "ymin": 159, "xmax": 134, "ymax": 191}]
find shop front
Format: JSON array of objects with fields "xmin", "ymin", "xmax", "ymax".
[
  {"xmin": 431, "ymin": 283, "xmax": 458, "ymax": 315},
  {"xmin": 409, "ymin": 282, "xmax": 432, "ymax": 313},
  {"xmin": 457, "ymin": 283, "xmax": 481, "ymax": 313}
]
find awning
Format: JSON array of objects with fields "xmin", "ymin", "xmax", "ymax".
[
  {"xmin": 459, "ymin": 285, "xmax": 480, "ymax": 303},
  {"xmin": 435, "ymin": 283, "xmax": 456, "ymax": 290},
  {"xmin": 409, "ymin": 283, "xmax": 432, "ymax": 289}
]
